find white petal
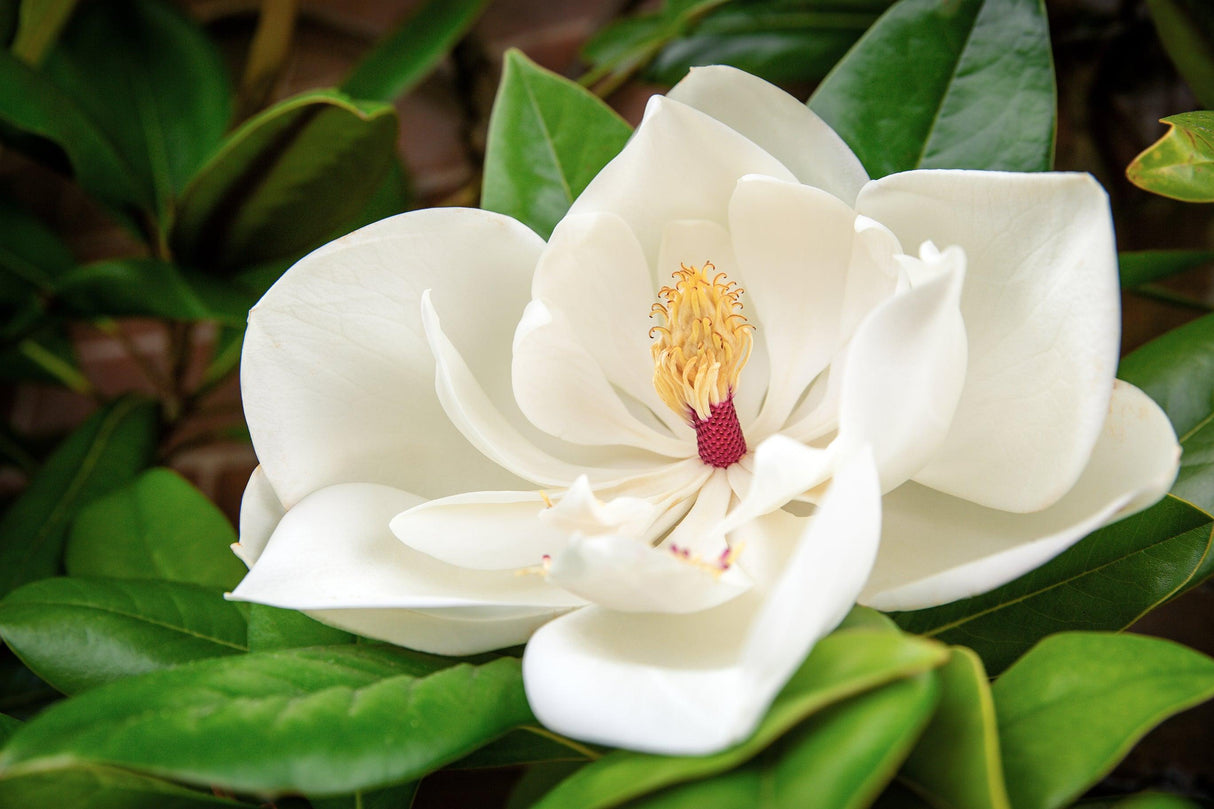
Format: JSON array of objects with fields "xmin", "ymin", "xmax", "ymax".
[
  {"xmin": 566, "ymin": 95, "xmax": 796, "ymax": 264},
  {"xmin": 233, "ymin": 466, "xmax": 284, "ymax": 568},
  {"xmin": 242, "ymin": 208, "xmax": 543, "ymax": 507},
  {"xmin": 857, "ymin": 170, "xmax": 1121, "ymax": 512},
  {"xmin": 861, "ymin": 380, "xmax": 1181, "ymax": 611},
  {"xmin": 297, "ymin": 606, "xmax": 561, "ymax": 656},
  {"xmin": 512, "ymin": 299, "xmax": 689, "ymax": 455},
  {"xmin": 720, "ymin": 434, "xmax": 834, "ymax": 534},
  {"xmin": 727, "ymin": 175, "xmax": 860, "ymax": 437},
  {"xmin": 667, "ymin": 65, "xmax": 869, "ymax": 205},
  {"xmin": 228, "ymin": 482, "xmax": 583, "ymax": 615},
  {"xmin": 834, "ymin": 244, "xmax": 968, "ymax": 492},
  {"xmin": 659, "ymin": 468, "xmax": 734, "ymax": 557},
  {"xmin": 539, "ymin": 475, "xmax": 665, "ymax": 538},
  {"xmin": 522, "ymin": 449, "xmax": 881, "ymax": 754}
]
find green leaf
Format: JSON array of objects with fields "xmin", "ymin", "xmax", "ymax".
[
  {"xmin": 43, "ymin": 0, "xmax": 232, "ymax": 217},
  {"xmin": 245, "ymin": 604, "xmax": 354, "ymax": 652},
  {"xmin": 899, "ymin": 647, "xmax": 1010, "ymax": 809},
  {"xmin": 342, "ymin": 0, "xmax": 489, "ymax": 102},
  {"xmin": 809, "ymin": 0, "xmax": 1055, "ymax": 178},
  {"xmin": 54, "ymin": 259, "xmax": 256, "ymax": 326},
  {"xmin": 453, "ymin": 726, "xmax": 596, "ymax": 769},
  {"xmin": 0, "ymin": 646, "xmax": 532, "ymax": 795},
  {"xmin": 0, "ymin": 713, "xmax": 19, "ymax": 745},
  {"xmin": 1119, "ymin": 312, "xmax": 1214, "ymax": 518},
  {"xmin": 1147, "ymin": 0, "xmax": 1214, "ymax": 109},
  {"xmin": 0, "ymin": 195, "xmax": 74, "ymax": 304},
  {"xmin": 0, "ymin": 398, "xmax": 159, "ymax": 598},
  {"xmin": 0, "ymin": 577, "xmax": 248, "ymax": 694},
  {"xmin": 65, "ymin": 468, "xmax": 246, "ymax": 591},
  {"xmin": 1119, "ymin": 249, "xmax": 1214, "ymax": 288},
  {"xmin": 170, "ymin": 90, "xmax": 398, "ymax": 272},
  {"xmin": 507, "ymin": 762, "xmax": 588, "ymax": 809},
  {"xmin": 994, "ymin": 632, "xmax": 1214, "ymax": 809},
  {"xmin": 1104, "ymin": 795, "xmax": 1204, "ymax": 809},
  {"xmin": 890, "ymin": 495, "xmax": 1213, "ymax": 674},
  {"xmin": 10, "ymin": 0, "xmax": 77, "ymax": 65},
  {"xmin": 0, "ymin": 649, "xmax": 58, "ymax": 719},
  {"xmin": 1126, "ymin": 112, "xmax": 1214, "ymax": 202},
  {"xmin": 310, "ymin": 782, "xmax": 420, "ymax": 809},
  {"xmin": 626, "ymin": 673, "xmax": 940, "ymax": 809},
  {"xmin": 532, "ymin": 628, "xmax": 948, "ymax": 809},
  {"xmin": 482, "ymin": 49, "xmax": 632, "ymax": 240},
  {"xmin": 0, "ymin": 762, "xmax": 242, "ymax": 808}
]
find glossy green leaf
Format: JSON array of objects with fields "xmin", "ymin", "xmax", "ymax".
[
  {"xmin": 43, "ymin": 0, "xmax": 231, "ymax": 217},
  {"xmin": 54, "ymin": 259, "xmax": 256, "ymax": 326},
  {"xmin": 342, "ymin": 0, "xmax": 488, "ymax": 101},
  {"xmin": 1147, "ymin": 0, "xmax": 1214, "ymax": 109},
  {"xmin": 482, "ymin": 49, "xmax": 632, "ymax": 239},
  {"xmin": 890, "ymin": 495, "xmax": 1213, "ymax": 674},
  {"xmin": 1120, "ymin": 313, "xmax": 1214, "ymax": 519},
  {"xmin": 1127, "ymin": 112, "xmax": 1214, "ymax": 202},
  {"xmin": 994, "ymin": 633, "xmax": 1214, "ymax": 809},
  {"xmin": 809, "ymin": 0, "xmax": 1055, "ymax": 178},
  {"xmin": 170, "ymin": 90, "xmax": 397, "ymax": 272},
  {"xmin": 311, "ymin": 782, "xmax": 420, "ymax": 809},
  {"xmin": 899, "ymin": 647, "xmax": 1010, "ymax": 809},
  {"xmin": 1119, "ymin": 249, "xmax": 1214, "ymax": 288},
  {"xmin": 0, "ymin": 398, "xmax": 159, "ymax": 598},
  {"xmin": 0, "ymin": 646, "xmax": 531, "ymax": 795},
  {"xmin": 626, "ymin": 673, "xmax": 939, "ymax": 809},
  {"xmin": 65, "ymin": 468, "xmax": 246, "ymax": 591},
  {"xmin": 245, "ymin": 604, "xmax": 354, "ymax": 652},
  {"xmin": 10, "ymin": 0, "xmax": 77, "ymax": 65},
  {"xmin": 0, "ymin": 577, "xmax": 248, "ymax": 694},
  {"xmin": 532, "ymin": 628, "xmax": 948, "ymax": 809},
  {"xmin": 0, "ymin": 713, "xmax": 19, "ymax": 745},
  {"xmin": 0, "ymin": 762, "xmax": 241, "ymax": 808}
]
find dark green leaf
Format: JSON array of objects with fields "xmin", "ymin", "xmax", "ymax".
[
  {"xmin": 809, "ymin": 0, "xmax": 1055, "ymax": 178},
  {"xmin": 1119, "ymin": 249, "xmax": 1214, "ymax": 288},
  {"xmin": 11, "ymin": 0, "xmax": 77, "ymax": 65},
  {"xmin": 342, "ymin": 0, "xmax": 489, "ymax": 102},
  {"xmin": 65, "ymin": 468, "xmax": 246, "ymax": 590},
  {"xmin": 0, "ymin": 762, "xmax": 242, "ymax": 808},
  {"xmin": 482, "ymin": 49, "xmax": 632, "ymax": 239},
  {"xmin": 994, "ymin": 632, "xmax": 1214, "ymax": 809},
  {"xmin": 55, "ymin": 259, "xmax": 256, "ymax": 326},
  {"xmin": 532, "ymin": 628, "xmax": 948, "ymax": 809},
  {"xmin": 453, "ymin": 726, "xmax": 596, "ymax": 769},
  {"xmin": 170, "ymin": 90, "xmax": 398, "ymax": 272},
  {"xmin": 0, "ymin": 328, "xmax": 89, "ymax": 392},
  {"xmin": 0, "ymin": 649, "xmax": 57, "ymax": 719},
  {"xmin": 311, "ymin": 782, "xmax": 420, "ymax": 809},
  {"xmin": 507, "ymin": 762, "xmax": 589, "ymax": 809},
  {"xmin": 1126, "ymin": 112, "xmax": 1214, "ymax": 202},
  {"xmin": 1147, "ymin": 0, "xmax": 1214, "ymax": 109},
  {"xmin": 0, "ymin": 398, "xmax": 159, "ymax": 598},
  {"xmin": 890, "ymin": 495, "xmax": 1213, "ymax": 674},
  {"xmin": 1106, "ymin": 795, "xmax": 1203, "ymax": 809},
  {"xmin": 44, "ymin": 0, "xmax": 231, "ymax": 217},
  {"xmin": 0, "ymin": 713, "xmax": 19, "ymax": 745},
  {"xmin": 899, "ymin": 647, "xmax": 1010, "ymax": 809},
  {"xmin": 0, "ymin": 646, "xmax": 531, "ymax": 795},
  {"xmin": 245, "ymin": 604, "xmax": 353, "ymax": 652},
  {"xmin": 0, "ymin": 195, "xmax": 74, "ymax": 304},
  {"xmin": 0, "ymin": 577, "xmax": 248, "ymax": 694}
]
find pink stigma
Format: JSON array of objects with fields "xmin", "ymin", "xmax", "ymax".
[{"xmin": 692, "ymin": 396, "xmax": 747, "ymax": 468}]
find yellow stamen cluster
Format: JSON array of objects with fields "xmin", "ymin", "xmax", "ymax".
[{"xmin": 650, "ymin": 262, "xmax": 753, "ymax": 421}]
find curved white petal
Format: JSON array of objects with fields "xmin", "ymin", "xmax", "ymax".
[
  {"xmin": 299, "ymin": 606, "xmax": 562, "ymax": 656},
  {"xmin": 566, "ymin": 95, "xmax": 796, "ymax": 264},
  {"xmin": 857, "ymin": 170, "xmax": 1121, "ymax": 512},
  {"xmin": 228, "ymin": 482, "xmax": 583, "ymax": 616},
  {"xmin": 512, "ymin": 299, "xmax": 689, "ymax": 455},
  {"xmin": 233, "ymin": 466, "xmax": 284, "ymax": 568},
  {"xmin": 659, "ymin": 469, "xmax": 734, "ymax": 557},
  {"xmin": 522, "ymin": 449, "xmax": 881, "ymax": 754},
  {"xmin": 720, "ymin": 435, "xmax": 834, "ymax": 533},
  {"xmin": 667, "ymin": 65, "xmax": 869, "ymax": 205},
  {"xmin": 242, "ymin": 208, "xmax": 543, "ymax": 507},
  {"xmin": 834, "ymin": 244, "xmax": 968, "ymax": 492},
  {"xmin": 861, "ymin": 381, "xmax": 1181, "ymax": 611}
]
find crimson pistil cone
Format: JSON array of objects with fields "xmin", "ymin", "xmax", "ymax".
[{"xmin": 692, "ymin": 397, "xmax": 747, "ymax": 468}]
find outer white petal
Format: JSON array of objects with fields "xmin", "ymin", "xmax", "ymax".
[
  {"xmin": 566, "ymin": 95, "xmax": 796, "ymax": 264},
  {"xmin": 667, "ymin": 64, "xmax": 869, "ymax": 205},
  {"xmin": 295, "ymin": 607, "xmax": 560, "ymax": 656},
  {"xmin": 861, "ymin": 381, "xmax": 1181, "ymax": 611},
  {"xmin": 228, "ymin": 482, "xmax": 583, "ymax": 616},
  {"xmin": 512, "ymin": 299, "xmax": 689, "ymax": 455},
  {"xmin": 242, "ymin": 208, "xmax": 543, "ymax": 507},
  {"xmin": 523, "ymin": 450, "xmax": 881, "ymax": 754},
  {"xmin": 857, "ymin": 170, "xmax": 1121, "ymax": 512},
  {"xmin": 834, "ymin": 244, "xmax": 968, "ymax": 492},
  {"xmin": 232, "ymin": 466, "xmax": 284, "ymax": 568}
]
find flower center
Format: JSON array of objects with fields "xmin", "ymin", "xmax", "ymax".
[{"xmin": 650, "ymin": 261, "xmax": 752, "ymax": 468}]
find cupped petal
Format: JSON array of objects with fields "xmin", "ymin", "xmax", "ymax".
[
  {"xmin": 522, "ymin": 449, "xmax": 881, "ymax": 754},
  {"xmin": 233, "ymin": 466, "xmax": 284, "ymax": 568},
  {"xmin": 512, "ymin": 299, "xmax": 690, "ymax": 455},
  {"xmin": 242, "ymin": 208, "xmax": 544, "ymax": 508},
  {"xmin": 566, "ymin": 95, "xmax": 796, "ymax": 264},
  {"xmin": 857, "ymin": 170, "xmax": 1120, "ymax": 512},
  {"xmin": 861, "ymin": 380, "xmax": 1181, "ymax": 611},
  {"xmin": 833, "ymin": 244, "xmax": 968, "ymax": 492}
]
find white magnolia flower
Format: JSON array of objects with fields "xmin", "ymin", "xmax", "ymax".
[{"xmin": 229, "ymin": 66, "xmax": 1180, "ymax": 755}]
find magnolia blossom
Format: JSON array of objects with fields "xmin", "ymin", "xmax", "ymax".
[{"xmin": 229, "ymin": 66, "xmax": 1180, "ymax": 755}]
